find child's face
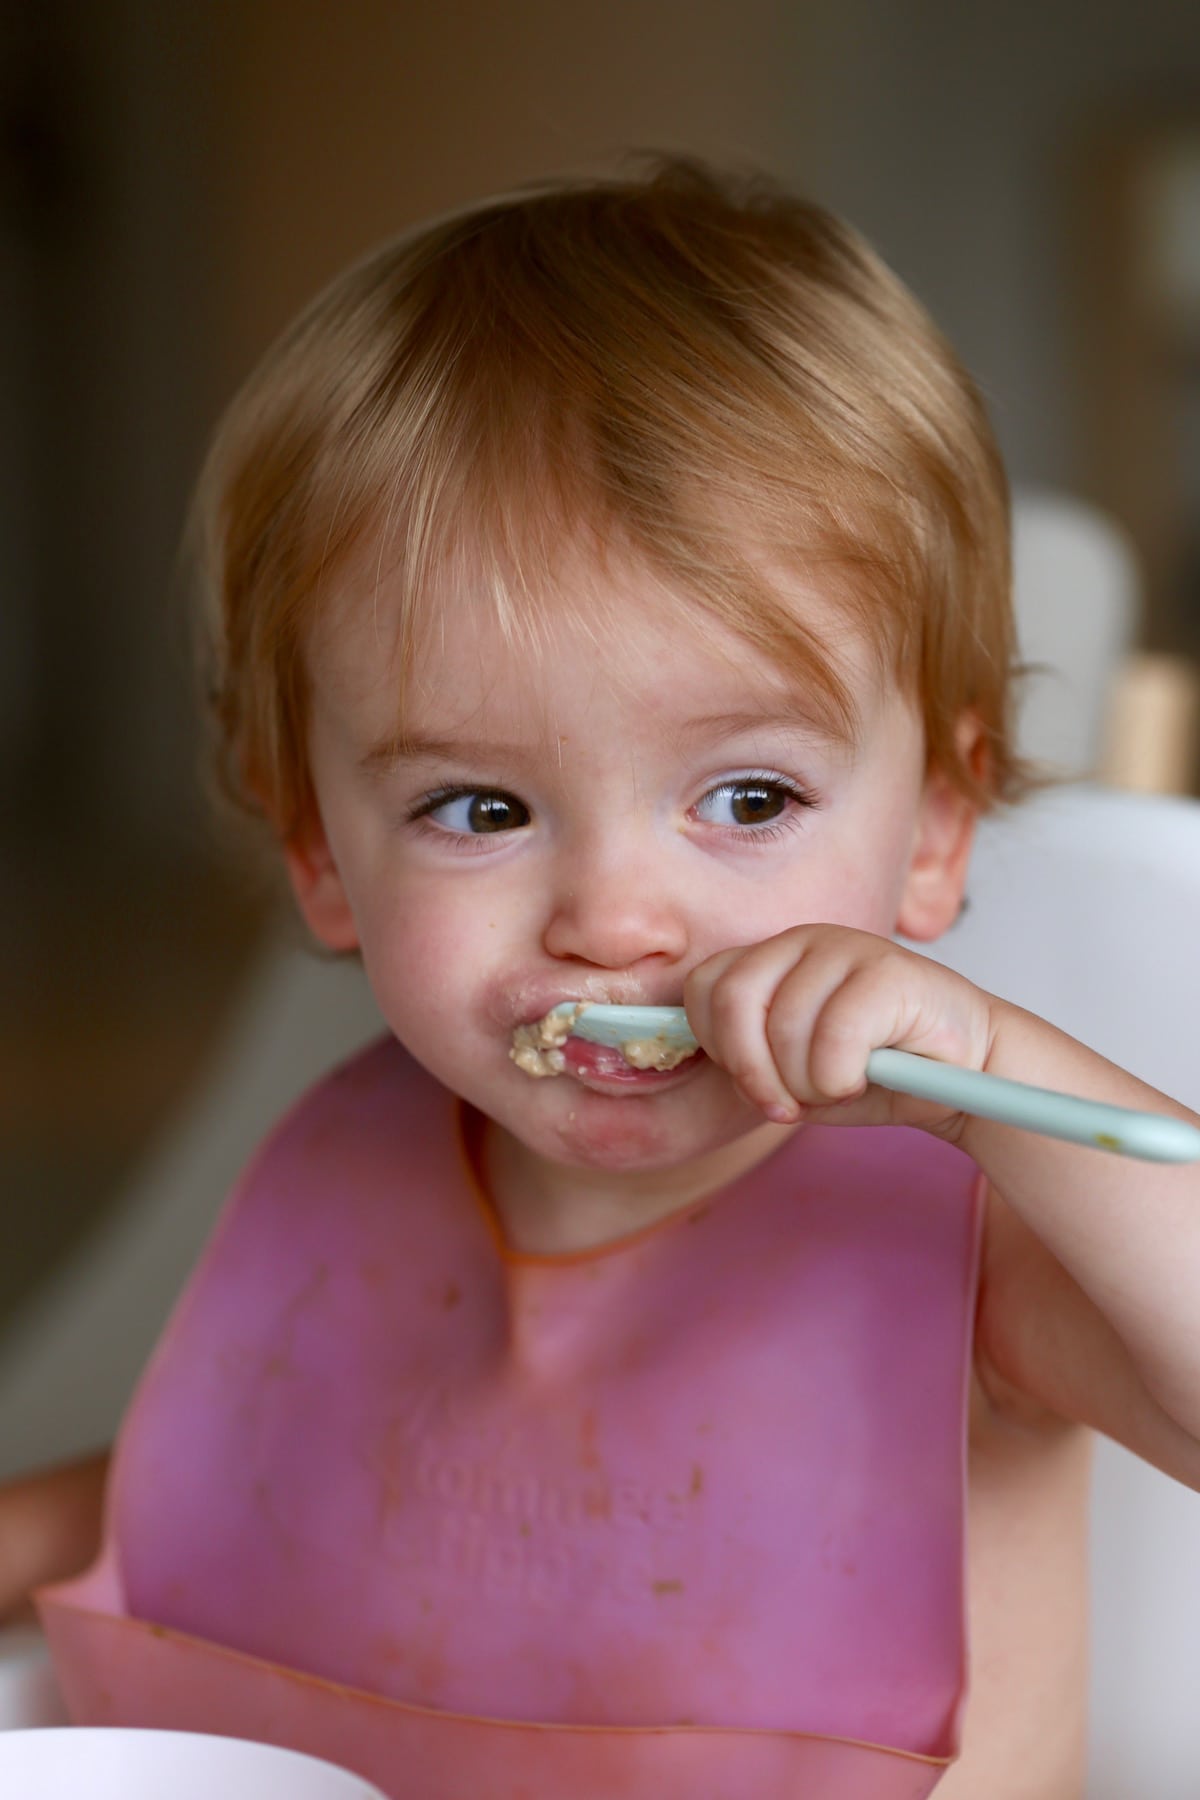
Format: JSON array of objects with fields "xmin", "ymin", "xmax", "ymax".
[{"xmin": 286, "ymin": 548, "xmax": 975, "ymax": 1180}]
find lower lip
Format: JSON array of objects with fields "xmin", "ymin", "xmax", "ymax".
[{"xmin": 558, "ymin": 1037, "xmax": 707, "ymax": 1093}]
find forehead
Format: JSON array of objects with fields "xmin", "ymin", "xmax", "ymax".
[{"xmin": 308, "ymin": 545, "xmax": 889, "ymax": 754}]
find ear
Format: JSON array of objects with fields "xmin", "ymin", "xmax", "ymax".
[
  {"xmin": 895, "ymin": 713, "xmax": 986, "ymax": 942},
  {"xmin": 281, "ymin": 806, "xmax": 361, "ymax": 953}
]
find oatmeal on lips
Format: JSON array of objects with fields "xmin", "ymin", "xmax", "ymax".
[{"xmin": 510, "ymin": 1003, "xmax": 699, "ymax": 1080}]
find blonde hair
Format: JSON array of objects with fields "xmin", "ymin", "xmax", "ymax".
[{"xmin": 192, "ymin": 156, "xmax": 1024, "ymax": 840}]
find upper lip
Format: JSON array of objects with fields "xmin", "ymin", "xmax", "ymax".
[{"xmin": 499, "ymin": 979, "xmax": 685, "ymax": 1032}]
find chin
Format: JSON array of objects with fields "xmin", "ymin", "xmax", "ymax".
[{"xmin": 529, "ymin": 1080, "xmax": 754, "ymax": 1173}]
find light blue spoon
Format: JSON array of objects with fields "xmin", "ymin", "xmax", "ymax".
[{"xmin": 549, "ymin": 1002, "xmax": 1200, "ymax": 1165}]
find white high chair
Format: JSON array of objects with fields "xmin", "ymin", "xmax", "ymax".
[
  {"xmin": 1009, "ymin": 489, "xmax": 1137, "ymax": 777},
  {"xmin": 916, "ymin": 784, "xmax": 1200, "ymax": 1798},
  {"xmin": 1, "ymin": 495, "xmax": 1198, "ymax": 1795}
]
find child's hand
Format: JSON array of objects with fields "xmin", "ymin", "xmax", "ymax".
[
  {"xmin": 684, "ymin": 924, "xmax": 996, "ymax": 1133},
  {"xmin": 0, "ymin": 1451, "xmax": 109, "ymax": 1624}
]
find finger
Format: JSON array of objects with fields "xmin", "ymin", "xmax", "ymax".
[
  {"xmin": 800, "ymin": 960, "xmax": 909, "ymax": 1102},
  {"xmin": 686, "ymin": 930, "xmax": 827, "ymax": 1122},
  {"xmin": 760, "ymin": 944, "xmax": 887, "ymax": 1105},
  {"xmin": 681, "ymin": 941, "xmax": 749, "ymax": 1050}
]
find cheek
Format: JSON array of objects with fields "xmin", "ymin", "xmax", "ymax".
[
  {"xmin": 353, "ymin": 873, "xmax": 521, "ymax": 1043},
  {"xmin": 746, "ymin": 823, "xmax": 917, "ymax": 936},
  {"xmin": 778, "ymin": 882, "xmax": 892, "ymax": 935},
  {"xmin": 811, "ymin": 855, "xmax": 907, "ymax": 930},
  {"xmin": 813, "ymin": 783, "xmax": 925, "ymax": 930}
]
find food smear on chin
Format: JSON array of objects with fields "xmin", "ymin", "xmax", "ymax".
[{"xmin": 509, "ymin": 1004, "xmax": 695, "ymax": 1077}]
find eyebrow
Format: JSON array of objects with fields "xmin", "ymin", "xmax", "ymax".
[
  {"xmin": 359, "ymin": 707, "xmax": 848, "ymax": 776},
  {"xmin": 359, "ymin": 733, "xmax": 541, "ymax": 775},
  {"xmin": 673, "ymin": 707, "xmax": 849, "ymax": 746}
]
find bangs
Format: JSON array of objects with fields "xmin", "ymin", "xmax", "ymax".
[{"xmin": 317, "ymin": 183, "xmax": 923, "ymax": 760}]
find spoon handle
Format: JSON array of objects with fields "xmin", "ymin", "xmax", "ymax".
[
  {"xmin": 864, "ymin": 1048, "xmax": 1200, "ymax": 1164},
  {"xmin": 555, "ymin": 1003, "xmax": 1200, "ymax": 1165}
]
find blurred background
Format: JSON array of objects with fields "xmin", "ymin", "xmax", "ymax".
[{"xmin": 2, "ymin": 0, "xmax": 1199, "ymax": 1331}]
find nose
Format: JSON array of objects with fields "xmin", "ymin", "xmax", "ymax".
[{"xmin": 540, "ymin": 840, "xmax": 689, "ymax": 972}]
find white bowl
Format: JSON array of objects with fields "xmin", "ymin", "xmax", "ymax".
[{"xmin": 0, "ymin": 1728, "xmax": 388, "ymax": 1798}]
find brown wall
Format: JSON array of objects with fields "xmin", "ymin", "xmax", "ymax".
[{"xmin": 211, "ymin": 0, "xmax": 793, "ymax": 391}]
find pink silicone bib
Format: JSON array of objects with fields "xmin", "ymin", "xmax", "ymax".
[{"xmin": 41, "ymin": 1037, "xmax": 982, "ymax": 1799}]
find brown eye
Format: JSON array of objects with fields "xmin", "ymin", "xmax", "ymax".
[
  {"xmin": 415, "ymin": 788, "xmax": 531, "ymax": 835},
  {"xmin": 728, "ymin": 782, "xmax": 786, "ymax": 826},
  {"xmin": 467, "ymin": 793, "xmax": 528, "ymax": 833},
  {"xmin": 694, "ymin": 774, "xmax": 814, "ymax": 835}
]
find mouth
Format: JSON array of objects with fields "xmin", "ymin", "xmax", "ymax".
[
  {"xmin": 558, "ymin": 1034, "xmax": 707, "ymax": 1095},
  {"xmin": 508, "ymin": 994, "xmax": 705, "ymax": 1093}
]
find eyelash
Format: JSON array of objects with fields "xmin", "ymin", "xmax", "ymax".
[
  {"xmin": 406, "ymin": 771, "xmax": 820, "ymax": 851},
  {"xmin": 407, "ymin": 785, "xmax": 529, "ymax": 855},
  {"xmin": 698, "ymin": 772, "xmax": 820, "ymax": 842}
]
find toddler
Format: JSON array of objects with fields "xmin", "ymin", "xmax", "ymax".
[{"xmin": 8, "ymin": 159, "xmax": 1200, "ymax": 1799}]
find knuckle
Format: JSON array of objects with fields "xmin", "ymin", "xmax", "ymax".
[
  {"xmin": 762, "ymin": 1011, "xmax": 809, "ymax": 1074},
  {"xmin": 707, "ymin": 972, "xmax": 750, "ymax": 1032},
  {"xmin": 808, "ymin": 1016, "xmax": 869, "ymax": 1100},
  {"xmin": 725, "ymin": 1055, "xmax": 768, "ymax": 1092}
]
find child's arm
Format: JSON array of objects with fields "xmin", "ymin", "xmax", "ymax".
[
  {"xmin": 685, "ymin": 925, "xmax": 1200, "ymax": 1487},
  {"xmin": 0, "ymin": 1450, "xmax": 110, "ymax": 1622}
]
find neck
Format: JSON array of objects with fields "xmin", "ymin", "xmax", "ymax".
[{"xmin": 480, "ymin": 1116, "xmax": 800, "ymax": 1255}]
